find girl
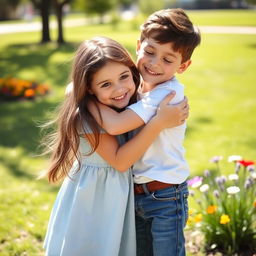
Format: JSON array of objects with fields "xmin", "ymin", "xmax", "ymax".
[{"xmin": 43, "ymin": 37, "xmax": 188, "ymax": 256}]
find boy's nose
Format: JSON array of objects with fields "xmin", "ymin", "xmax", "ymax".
[{"xmin": 150, "ymin": 56, "xmax": 159, "ymax": 66}]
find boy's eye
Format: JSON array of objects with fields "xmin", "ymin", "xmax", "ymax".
[
  {"xmin": 101, "ymin": 82, "xmax": 111, "ymax": 88},
  {"xmin": 144, "ymin": 50, "xmax": 154, "ymax": 55},
  {"xmin": 164, "ymin": 58, "xmax": 172, "ymax": 64}
]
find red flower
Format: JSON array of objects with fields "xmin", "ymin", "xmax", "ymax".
[{"xmin": 237, "ymin": 160, "xmax": 255, "ymax": 167}]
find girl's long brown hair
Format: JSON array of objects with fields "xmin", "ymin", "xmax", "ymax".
[{"xmin": 42, "ymin": 37, "xmax": 140, "ymax": 183}]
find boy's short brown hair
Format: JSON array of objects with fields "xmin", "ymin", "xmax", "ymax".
[{"xmin": 140, "ymin": 8, "xmax": 201, "ymax": 62}]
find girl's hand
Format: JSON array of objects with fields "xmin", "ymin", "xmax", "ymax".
[{"xmin": 155, "ymin": 92, "xmax": 189, "ymax": 129}]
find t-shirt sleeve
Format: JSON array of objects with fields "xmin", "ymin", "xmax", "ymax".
[{"xmin": 127, "ymin": 82, "xmax": 184, "ymax": 123}]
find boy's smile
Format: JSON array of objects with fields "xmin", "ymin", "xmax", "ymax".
[{"xmin": 136, "ymin": 37, "xmax": 191, "ymax": 91}]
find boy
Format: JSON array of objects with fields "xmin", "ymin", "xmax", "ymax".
[{"xmin": 92, "ymin": 8, "xmax": 201, "ymax": 256}]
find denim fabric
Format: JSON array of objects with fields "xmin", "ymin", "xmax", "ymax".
[{"xmin": 135, "ymin": 181, "xmax": 189, "ymax": 256}]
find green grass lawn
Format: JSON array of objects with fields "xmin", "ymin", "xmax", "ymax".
[{"xmin": 0, "ymin": 9, "xmax": 256, "ymax": 255}]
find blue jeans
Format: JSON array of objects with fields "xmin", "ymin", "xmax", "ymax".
[{"xmin": 135, "ymin": 181, "xmax": 189, "ymax": 256}]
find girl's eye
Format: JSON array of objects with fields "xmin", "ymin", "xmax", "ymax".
[
  {"xmin": 120, "ymin": 74, "xmax": 129, "ymax": 80},
  {"xmin": 101, "ymin": 82, "xmax": 110, "ymax": 88}
]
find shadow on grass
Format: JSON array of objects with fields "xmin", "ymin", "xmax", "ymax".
[
  {"xmin": 248, "ymin": 43, "xmax": 256, "ymax": 48},
  {"xmin": 0, "ymin": 42, "xmax": 80, "ymax": 87},
  {"xmin": 0, "ymin": 99, "xmax": 57, "ymax": 154},
  {"xmin": 186, "ymin": 115, "xmax": 213, "ymax": 138},
  {"xmin": 0, "ymin": 155, "xmax": 34, "ymax": 179}
]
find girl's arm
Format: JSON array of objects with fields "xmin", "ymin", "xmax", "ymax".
[
  {"xmin": 88, "ymin": 92, "xmax": 189, "ymax": 135},
  {"xmin": 85, "ymin": 93, "xmax": 185, "ymax": 172}
]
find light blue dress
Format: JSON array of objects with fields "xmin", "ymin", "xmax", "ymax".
[{"xmin": 44, "ymin": 134, "xmax": 136, "ymax": 256}]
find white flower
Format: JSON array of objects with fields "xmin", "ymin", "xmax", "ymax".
[
  {"xmin": 250, "ymin": 172, "xmax": 256, "ymax": 180},
  {"xmin": 200, "ymin": 184, "xmax": 210, "ymax": 193},
  {"xmin": 226, "ymin": 186, "xmax": 240, "ymax": 194},
  {"xmin": 228, "ymin": 155, "xmax": 242, "ymax": 162},
  {"xmin": 228, "ymin": 174, "xmax": 239, "ymax": 181},
  {"xmin": 191, "ymin": 180, "xmax": 202, "ymax": 188}
]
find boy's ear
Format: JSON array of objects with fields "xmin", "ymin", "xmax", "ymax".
[
  {"xmin": 177, "ymin": 60, "xmax": 191, "ymax": 74},
  {"xmin": 136, "ymin": 39, "xmax": 141, "ymax": 55}
]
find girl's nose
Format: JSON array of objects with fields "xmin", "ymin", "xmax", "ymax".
[{"xmin": 115, "ymin": 85, "xmax": 126, "ymax": 93}]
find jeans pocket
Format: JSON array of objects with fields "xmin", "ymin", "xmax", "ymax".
[
  {"xmin": 151, "ymin": 189, "xmax": 177, "ymax": 201},
  {"xmin": 183, "ymin": 192, "xmax": 189, "ymax": 226}
]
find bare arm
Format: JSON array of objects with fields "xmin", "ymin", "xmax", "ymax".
[
  {"xmin": 86, "ymin": 94, "xmax": 183, "ymax": 172},
  {"xmin": 88, "ymin": 102, "xmax": 144, "ymax": 135},
  {"xmin": 88, "ymin": 93, "xmax": 189, "ymax": 135}
]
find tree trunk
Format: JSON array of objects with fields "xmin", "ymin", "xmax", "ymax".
[
  {"xmin": 55, "ymin": 4, "xmax": 64, "ymax": 44},
  {"xmin": 31, "ymin": 0, "xmax": 51, "ymax": 43},
  {"xmin": 52, "ymin": 0, "xmax": 72, "ymax": 44},
  {"xmin": 41, "ymin": 0, "xmax": 51, "ymax": 43}
]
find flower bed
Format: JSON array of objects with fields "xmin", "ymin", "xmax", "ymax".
[
  {"xmin": 187, "ymin": 156, "xmax": 256, "ymax": 255},
  {"xmin": 0, "ymin": 77, "xmax": 50, "ymax": 101}
]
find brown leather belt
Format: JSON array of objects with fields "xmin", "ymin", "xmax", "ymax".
[{"xmin": 134, "ymin": 180, "xmax": 176, "ymax": 195}]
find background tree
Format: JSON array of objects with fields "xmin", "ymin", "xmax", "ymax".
[
  {"xmin": 84, "ymin": 0, "xmax": 115, "ymax": 23},
  {"xmin": 0, "ymin": 0, "xmax": 21, "ymax": 20},
  {"xmin": 245, "ymin": 0, "xmax": 256, "ymax": 4},
  {"xmin": 52, "ymin": 0, "xmax": 72, "ymax": 44},
  {"xmin": 118, "ymin": 0, "xmax": 135, "ymax": 8},
  {"xmin": 31, "ymin": 0, "xmax": 51, "ymax": 43},
  {"xmin": 138, "ymin": 0, "xmax": 164, "ymax": 16}
]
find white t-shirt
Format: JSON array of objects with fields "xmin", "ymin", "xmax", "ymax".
[{"xmin": 128, "ymin": 77, "xmax": 189, "ymax": 184}]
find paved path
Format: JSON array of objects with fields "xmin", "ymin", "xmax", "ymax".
[
  {"xmin": 0, "ymin": 18, "xmax": 86, "ymax": 34},
  {"xmin": 0, "ymin": 18, "xmax": 256, "ymax": 34}
]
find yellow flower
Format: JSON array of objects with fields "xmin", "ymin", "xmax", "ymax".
[
  {"xmin": 186, "ymin": 216, "xmax": 193, "ymax": 225},
  {"xmin": 194, "ymin": 213, "xmax": 202, "ymax": 223},
  {"xmin": 220, "ymin": 214, "xmax": 230, "ymax": 224},
  {"xmin": 188, "ymin": 209, "xmax": 194, "ymax": 215},
  {"xmin": 207, "ymin": 205, "xmax": 217, "ymax": 214},
  {"xmin": 254, "ymin": 201, "xmax": 256, "ymax": 208}
]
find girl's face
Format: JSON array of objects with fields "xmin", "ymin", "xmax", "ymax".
[{"xmin": 90, "ymin": 61, "xmax": 136, "ymax": 109}]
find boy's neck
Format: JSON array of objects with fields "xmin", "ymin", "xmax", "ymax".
[
  {"xmin": 140, "ymin": 82, "xmax": 156, "ymax": 93},
  {"xmin": 140, "ymin": 77, "xmax": 175, "ymax": 93}
]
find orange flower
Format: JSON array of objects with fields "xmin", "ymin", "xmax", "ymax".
[
  {"xmin": 194, "ymin": 213, "xmax": 202, "ymax": 222},
  {"xmin": 220, "ymin": 214, "xmax": 230, "ymax": 224},
  {"xmin": 24, "ymin": 89, "xmax": 35, "ymax": 98},
  {"xmin": 254, "ymin": 201, "xmax": 256, "ymax": 208},
  {"xmin": 207, "ymin": 205, "xmax": 217, "ymax": 214},
  {"xmin": 1, "ymin": 77, "xmax": 50, "ymax": 100}
]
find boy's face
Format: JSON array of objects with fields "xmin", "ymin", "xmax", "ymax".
[{"xmin": 136, "ymin": 37, "xmax": 191, "ymax": 87}]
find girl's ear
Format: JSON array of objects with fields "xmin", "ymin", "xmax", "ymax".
[
  {"xmin": 177, "ymin": 60, "xmax": 191, "ymax": 74},
  {"xmin": 136, "ymin": 39, "xmax": 141, "ymax": 55}
]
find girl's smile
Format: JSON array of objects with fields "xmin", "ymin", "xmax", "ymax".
[{"xmin": 90, "ymin": 61, "xmax": 136, "ymax": 109}]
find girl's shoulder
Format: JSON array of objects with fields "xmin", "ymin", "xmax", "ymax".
[{"xmin": 78, "ymin": 118, "xmax": 106, "ymax": 135}]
